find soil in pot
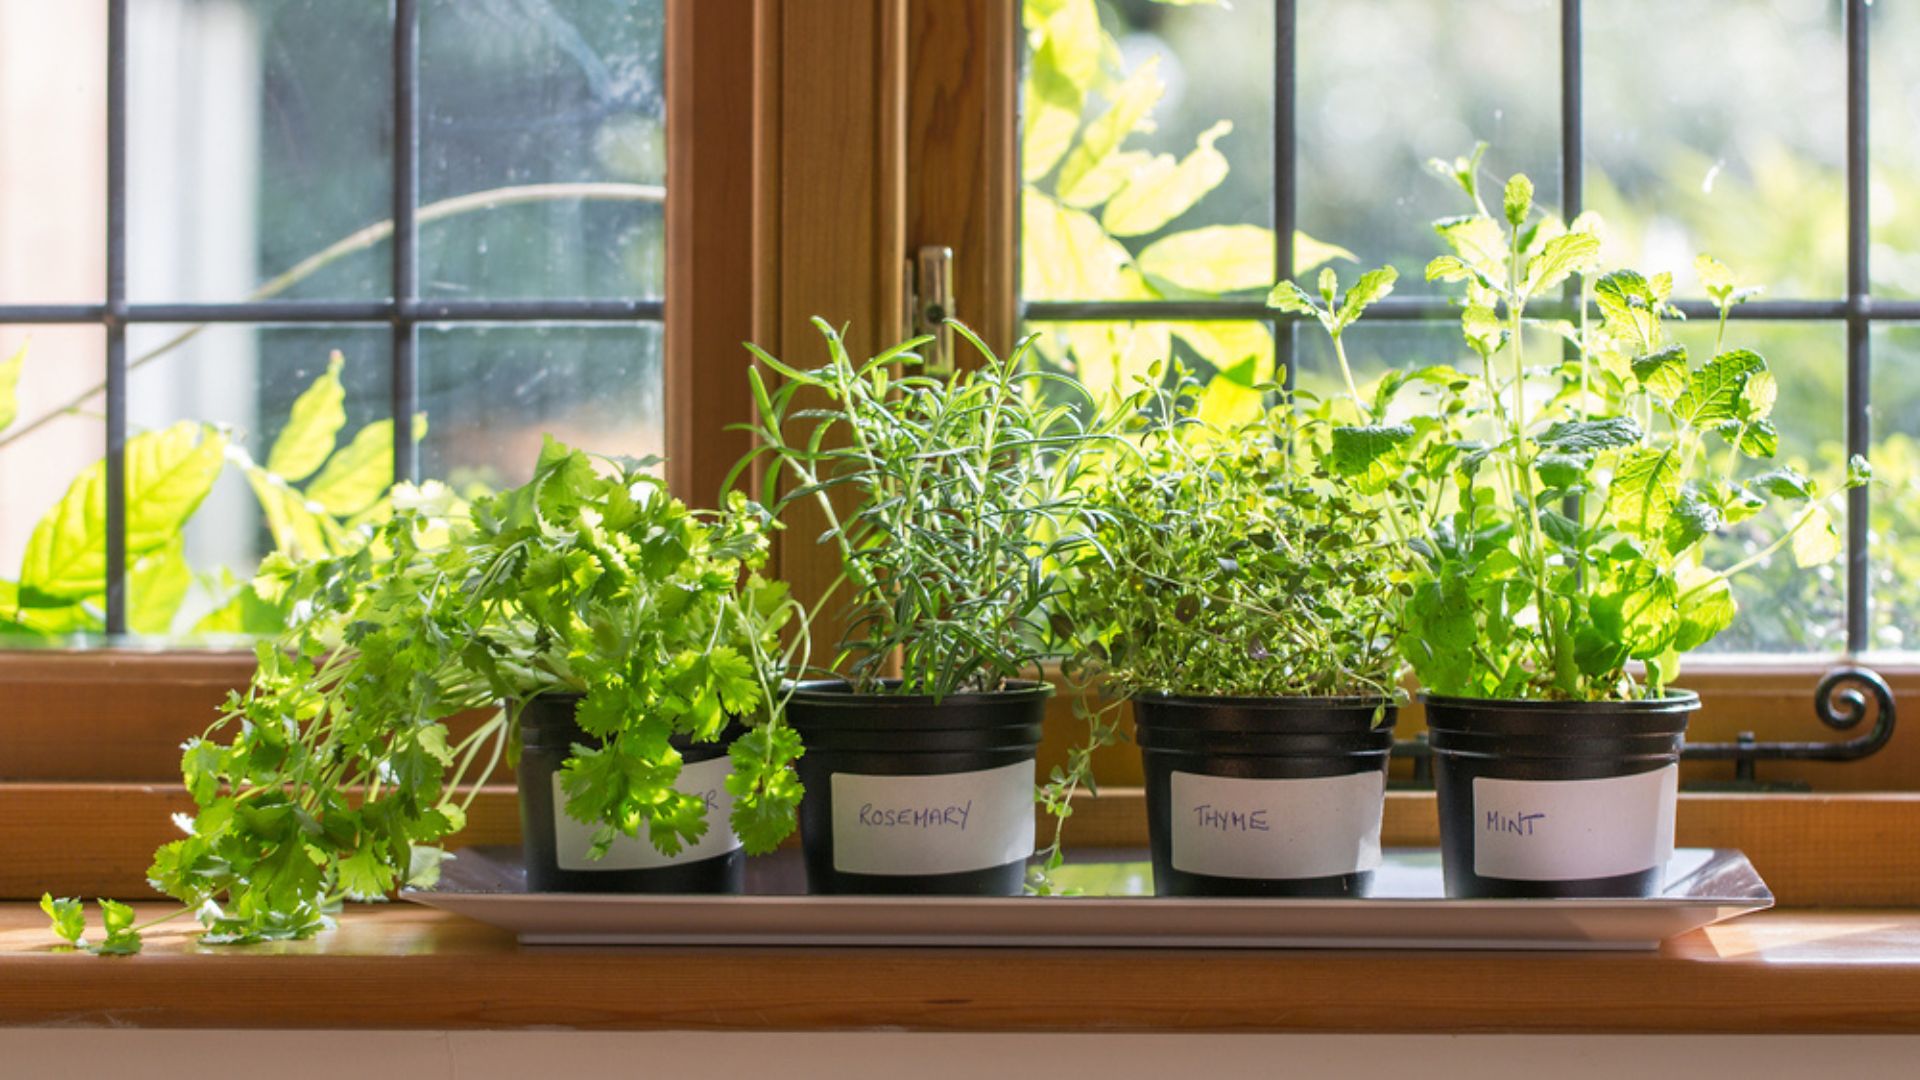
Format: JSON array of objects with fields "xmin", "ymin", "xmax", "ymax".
[
  {"xmin": 786, "ymin": 679, "xmax": 1049, "ymax": 895},
  {"xmin": 516, "ymin": 694, "xmax": 745, "ymax": 894},
  {"xmin": 1424, "ymin": 692, "xmax": 1697, "ymax": 899},
  {"xmin": 1134, "ymin": 694, "xmax": 1397, "ymax": 897}
]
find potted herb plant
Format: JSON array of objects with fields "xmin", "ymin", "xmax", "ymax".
[
  {"xmin": 733, "ymin": 318, "xmax": 1107, "ymax": 895},
  {"xmin": 1313, "ymin": 147, "xmax": 1867, "ymax": 898},
  {"xmin": 1058, "ymin": 366, "xmax": 1404, "ymax": 897},
  {"xmin": 49, "ymin": 438, "xmax": 806, "ymax": 951},
  {"xmin": 459, "ymin": 439, "xmax": 806, "ymax": 894}
]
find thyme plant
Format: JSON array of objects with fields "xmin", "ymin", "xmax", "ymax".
[{"xmin": 1059, "ymin": 372, "xmax": 1403, "ymax": 702}]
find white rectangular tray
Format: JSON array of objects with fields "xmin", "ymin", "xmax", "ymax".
[{"xmin": 403, "ymin": 847, "xmax": 1771, "ymax": 951}]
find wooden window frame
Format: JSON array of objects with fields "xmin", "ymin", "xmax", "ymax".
[{"xmin": 4, "ymin": 1, "xmax": 1916, "ymax": 905}]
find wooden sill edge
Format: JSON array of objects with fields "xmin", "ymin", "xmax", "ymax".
[{"xmin": 6, "ymin": 784, "xmax": 1920, "ymax": 907}]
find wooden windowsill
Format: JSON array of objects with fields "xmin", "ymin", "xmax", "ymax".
[{"xmin": 3, "ymin": 903, "xmax": 1920, "ymax": 1033}]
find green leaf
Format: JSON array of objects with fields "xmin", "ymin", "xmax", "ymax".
[
  {"xmin": 1503, "ymin": 173, "xmax": 1534, "ymax": 227},
  {"xmin": 1673, "ymin": 349, "xmax": 1766, "ymax": 427},
  {"xmin": 1265, "ymin": 280, "xmax": 1318, "ymax": 316},
  {"xmin": 1433, "ymin": 215, "xmax": 1508, "ymax": 284},
  {"xmin": 0, "ymin": 339, "xmax": 25, "ymax": 434},
  {"xmin": 1536, "ymin": 453, "xmax": 1590, "ymax": 491},
  {"xmin": 1607, "ymin": 446, "xmax": 1682, "ymax": 539},
  {"xmin": 1523, "ymin": 231, "xmax": 1601, "ymax": 297},
  {"xmin": 1751, "ymin": 466, "xmax": 1815, "ymax": 501},
  {"xmin": 247, "ymin": 466, "xmax": 337, "ymax": 560},
  {"xmin": 1739, "ymin": 369, "xmax": 1778, "ymax": 422},
  {"xmin": 1630, "ymin": 346, "xmax": 1690, "ymax": 403},
  {"xmin": 265, "ymin": 351, "xmax": 347, "ymax": 482},
  {"xmin": 1058, "ymin": 150, "xmax": 1153, "ymax": 210},
  {"xmin": 1594, "ymin": 562, "xmax": 1678, "ymax": 660},
  {"xmin": 1294, "ymin": 231, "xmax": 1357, "ymax": 274},
  {"xmin": 1664, "ymin": 490, "xmax": 1722, "ymax": 554},
  {"xmin": 18, "ymin": 422, "xmax": 227, "ymax": 603},
  {"xmin": 89, "ymin": 898, "xmax": 142, "ymax": 955},
  {"xmin": 1716, "ymin": 418, "xmax": 1778, "ymax": 459},
  {"xmin": 1170, "ymin": 322, "xmax": 1274, "ymax": 385},
  {"xmin": 1022, "ymin": 189, "xmax": 1139, "ymax": 301},
  {"xmin": 1021, "ymin": 0, "xmax": 1102, "ymax": 182},
  {"xmin": 1103, "ymin": 120, "xmax": 1231, "ymax": 236},
  {"xmin": 1195, "ymin": 371, "xmax": 1264, "ymax": 429},
  {"xmin": 1137, "ymin": 225, "xmax": 1275, "ymax": 293},
  {"xmin": 40, "ymin": 893, "xmax": 85, "ymax": 945},
  {"xmin": 1329, "ymin": 424, "xmax": 1414, "ymax": 495},
  {"xmin": 305, "ymin": 417, "xmax": 420, "ymax": 517},
  {"xmin": 128, "ymin": 539, "xmax": 191, "ymax": 635},
  {"xmin": 1792, "ymin": 504, "xmax": 1842, "ymax": 568},
  {"xmin": 1675, "ymin": 565, "xmax": 1735, "ymax": 653},
  {"xmin": 1056, "ymin": 58, "xmax": 1163, "ymax": 202},
  {"xmin": 1695, "ymin": 254, "xmax": 1735, "ymax": 298},
  {"xmin": 1535, "ymin": 416, "xmax": 1642, "ymax": 453},
  {"xmin": 1336, "ymin": 266, "xmax": 1399, "ymax": 330},
  {"xmin": 1595, "ymin": 270, "xmax": 1661, "ymax": 349}
]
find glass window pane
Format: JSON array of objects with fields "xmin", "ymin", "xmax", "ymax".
[
  {"xmin": 1871, "ymin": 0, "xmax": 1920, "ymax": 298},
  {"xmin": 420, "ymin": 1, "xmax": 666, "ymax": 301},
  {"xmin": 1586, "ymin": 0, "xmax": 1846, "ymax": 299},
  {"xmin": 1869, "ymin": 325, "xmax": 1920, "ymax": 654},
  {"xmin": 418, "ymin": 323, "xmax": 663, "ymax": 489},
  {"xmin": 0, "ymin": 1, "xmax": 107, "ymax": 304},
  {"xmin": 1674, "ymin": 321, "xmax": 1847, "ymax": 654},
  {"xmin": 1021, "ymin": 0, "xmax": 1272, "ymax": 302},
  {"xmin": 127, "ymin": 0, "xmax": 393, "ymax": 303},
  {"xmin": 124, "ymin": 324, "xmax": 393, "ymax": 640},
  {"xmin": 0, "ymin": 325, "xmax": 107, "ymax": 642},
  {"xmin": 1299, "ymin": 0, "xmax": 1560, "ymax": 294}
]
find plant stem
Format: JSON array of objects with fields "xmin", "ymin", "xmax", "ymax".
[{"xmin": 0, "ymin": 181, "xmax": 664, "ymax": 452}]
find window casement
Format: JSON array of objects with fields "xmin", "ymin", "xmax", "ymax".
[{"xmin": 0, "ymin": 0, "xmax": 1914, "ymax": 906}]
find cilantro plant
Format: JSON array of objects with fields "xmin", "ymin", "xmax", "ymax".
[
  {"xmin": 733, "ymin": 318, "xmax": 1109, "ymax": 699},
  {"xmin": 1306, "ymin": 147, "xmax": 1868, "ymax": 701},
  {"xmin": 48, "ymin": 437, "xmax": 805, "ymax": 949}
]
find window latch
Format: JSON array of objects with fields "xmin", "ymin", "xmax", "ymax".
[{"xmin": 906, "ymin": 245, "xmax": 955, "ymax": 376}]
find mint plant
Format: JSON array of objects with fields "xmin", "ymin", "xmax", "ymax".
[
  {"xmin": 1309, "ymin": 148, "xmax": 1868, "ymax": 701},
  {"xmin": 50, "ymin": 437, "xmax": 804, "ymax": 949}
]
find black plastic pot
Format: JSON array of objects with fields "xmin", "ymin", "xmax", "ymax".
[
  {"xmin": 1134, "ymin": 694, "xmax": 1397, "ymax": 897},
  {"xmin": 1424, "ymin": 692, "xmax": 1697, "ymax": 899},
  {"xmin": 785, "ymin": 679, "xmax": 1049, "ymax": 895},
  {"xmin": 516, "ymin": 694, "xmax": 744, "ymax": 894}
]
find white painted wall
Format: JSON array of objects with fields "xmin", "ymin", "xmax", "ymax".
[{"xmin": 1, "ymin": 1031, "xmax": 1917, "ymax": 1080}]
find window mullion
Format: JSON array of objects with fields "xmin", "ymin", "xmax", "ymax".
[
  {"xmin": 392, "ymin": 0, "xmax": 421, "ymax": 486},
  {"xmin": 104, "ymin": 0, "xmax": 130, "ymax": 637}
]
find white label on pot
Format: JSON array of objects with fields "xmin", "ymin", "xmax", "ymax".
[
  {"xmin": 552, "ymin": 755, "xmax": 741, "ymax": 871},
  {"xmin": 1169, "ymin": 770, "xmax": 1386, "ymax": 880},
  {"xmin": 830, "ymin": 761, "xmax": 1036, "ymax": 876},
  {"xmin": 1472, "ymin": 765, "xmax": 1678, "ymax": 882}
]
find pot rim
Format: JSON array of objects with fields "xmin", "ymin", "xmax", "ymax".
[
  {"xmin": 1134, "ymin": 690, "xmax": 1397, "ymax": 710},
  {"xmin": 785, "ymin": 676, "xmax": 1054, "ymax": 707},
  {"xmin": 1419, "ymin": 689, "xmax": 1701, "ymax": 712}
]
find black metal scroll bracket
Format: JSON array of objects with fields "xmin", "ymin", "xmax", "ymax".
[
  {"xmin": 1389, "ymin": 666, "xmax": 1897, "ymax": 791},
  {"xmin": 1684, "ymin": 665, "xmax": 1897, "ymax": 786}
]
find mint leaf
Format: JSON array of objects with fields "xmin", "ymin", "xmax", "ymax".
[
  {"xmin": 1523, "ymin": 231, "xmax": 1600, "ymax": 296},
  {"xmin": 1674, "ymin": 349, "xmax": 1766, "ymax": 427},
  {"xmin": 1335, "ymin": 266, "xmax": 1398, "ymax": 330},
  {"xmin": 1329, "ymin": 424, "xmax": 1415, "ymax": 495},
  {"xmin": 1751, "ymin": 467, "xmax": 1815, "ymax": 501},
  {"xmin": 1630, "ymin": 346, "xmax": 1690, "ymax": 403},
  {"xmin": 1607, "ymin": 446, "xmax": 1682, "ymax": 538},
  {"xmin": 1536, "ymin": 417, "xmax": 1642, "ymax": 453},
  {"xmin": 1664, "ymin": 490, "xmax": 1722, "ymax": 554},
  {"xmin": 1503, "ymin": 173, "xmax": 1534, "ymax": 227}
]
